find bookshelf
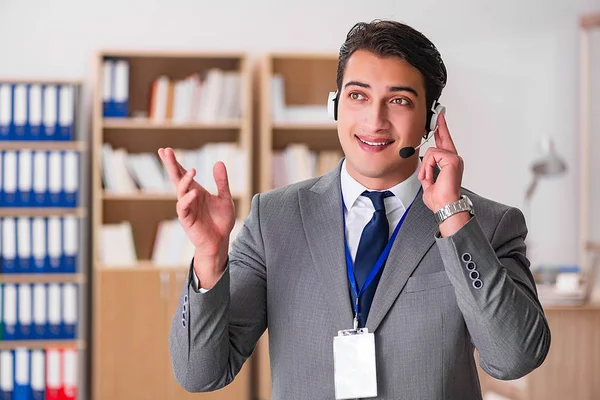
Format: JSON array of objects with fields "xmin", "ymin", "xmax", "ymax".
[
  {"xmin": 258, "ymin": 53, "xmax": 342, "ymax": 194},
  {"xmin": 91, "ymin": 51, "xmax": 252, "ymax": 400},
  {"xmin": 0, "ymin": 78, "xmax": 88, "ymax": 398}
]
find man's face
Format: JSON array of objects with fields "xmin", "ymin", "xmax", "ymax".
[{"xmin": 337, "ymin": 49, "xmax": 428, "ymax": 189}]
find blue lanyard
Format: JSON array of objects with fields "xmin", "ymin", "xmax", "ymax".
[{"xmin": 342, "ymin": 188, "xmax": 420, "ymax": 328}]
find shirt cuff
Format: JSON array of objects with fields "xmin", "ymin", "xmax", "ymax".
[{"xmin": 191, "ymin": 268, "xmax": 209, "ymax": 293}]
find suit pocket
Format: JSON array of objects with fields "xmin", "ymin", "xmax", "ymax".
[{"xmin": 405, "ymin": 270, "xmax": 452, "ymax": 293}]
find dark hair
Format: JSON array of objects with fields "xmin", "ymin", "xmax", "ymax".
[{"xmin": 336, "ymin": 20, "xmax": 447, "ymax": 124}]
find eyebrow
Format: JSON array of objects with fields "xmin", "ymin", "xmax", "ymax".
[{"xmin": 344, "ymin": 80, "xmax": 419, "ymax": 97}]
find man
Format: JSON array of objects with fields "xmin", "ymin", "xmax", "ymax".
[{"xmin": 161, "ymin": 19, "xmax": 550, "ymax": 400}]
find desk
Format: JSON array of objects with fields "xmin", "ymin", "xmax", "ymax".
[{"xmin": 479, "ymin": 303, "xmax": 600, "ymax": 400}]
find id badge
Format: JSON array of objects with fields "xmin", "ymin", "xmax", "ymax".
[{"xmin": 333, "ymin": 328, "xmax": 377, "ymax": 399}]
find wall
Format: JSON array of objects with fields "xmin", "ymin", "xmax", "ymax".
[{"xmin": 1, "ymin": 0, "xmax": 598, "ymax": 268}]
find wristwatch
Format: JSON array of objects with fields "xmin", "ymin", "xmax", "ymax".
[{"xmin": 434, "ymin": 195, "xmax": 474, "ymax": 224}]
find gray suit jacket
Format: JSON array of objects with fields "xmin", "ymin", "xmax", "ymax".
[{"xmin": 169, "ymin": 160, "xmax": 551, "ymax": 400}]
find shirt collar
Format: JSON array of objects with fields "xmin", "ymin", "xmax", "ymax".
[{"xmin": 340, "ymin": 158, "xmax": 422, "ymax": 211}]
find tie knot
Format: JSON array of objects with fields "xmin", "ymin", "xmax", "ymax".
[{"xmin": 361, "ymin": 190, "xmax": 393, "ymax": 212}]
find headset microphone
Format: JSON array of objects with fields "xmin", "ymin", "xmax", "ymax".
[{"xmin": 399, "ymin": 101, "xmax": 446, "ymax": 159}]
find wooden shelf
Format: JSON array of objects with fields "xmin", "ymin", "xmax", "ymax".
[
  {"xmin": 102, "ymin": 192, "xmax": 244, "ymax": 202},
  {"xmin": 0, "ymin": 141, "xmax": 86, "ymax": 151},
  {"xmin": 0, "ymin": 207, "xmax": 86, "ymax": 217},
  {"xmin": 103, "ymin": 118, "xmax": 242, "ymax": 130},
  {"xmin": 0, "ymin": 340, "xmax": 85, "ymax": 350},
  {"xmin": 0, "ymin": 273, "xmax": 86, "ymax": 284},
  {"xmin": 272, "ymin": 121, "xmax": 337, "ymax": 130},
  {"xmin": 96, "ymin": 260, "xmax": 188, "ymax": 272}
]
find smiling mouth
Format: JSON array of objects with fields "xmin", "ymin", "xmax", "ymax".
[{"xmin": 356, "ymin": 135, "xmax": 395, "ymax": 146}]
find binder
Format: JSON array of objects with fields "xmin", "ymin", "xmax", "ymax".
[
  {"xmin": 18, "ymin": 150, "xmax": 33, "ymax": 206},
  {"xmin": 33, "ymin": 151, "xmax": 48, "ymax": 207},
  {"xmin": 47, "ymin": 284, "xmax": 61, "ymax": 339},
  {"xmin": 58, "ymin": 85, "xmax": 74, "ymax": 141},
  {"xmin": 2, "ymin": 284, "xmax": 17, "ymax": 340},
  {"xmin": 47, "ymin": 217, "xmax": 61, "ymax": 273},
  {"xmin": 31, "ymin": 217, "xmax": 47, "ymax": 273},
  {"xmin": 14, "ymin": 348, "xmax": 31, "ymax": 400},
  {"xmin": 16, "ymin": 217, "xmax": 32, "ymax": 273},
  {"xmin": 102, "ymin": 60, "xmax": 113, "ymax": 117},
  {"xmin": 31, "ymin": 350, "xmax": 45, "ymax": 400},
  {"xmin": 43, "ymin": 85, "xmax": 58, "ymax": 140},
  {"xmin": 0, "ymin": 284, "xmax": 3, "ymax": 340},
  {"xmin": 62, "ymin": 284, "xmax": 77, "ymax": 339},
  {"xmin": 48, "ymin": 151, "xmax": 62, "ymax": 207},
  {"xmin": 62, "ymin": 151, "xmax": 78, "ymax": 207},
  {"xmin": 46, "ymin": 348, "xmax": 61, "ymax": 400},
  {"xmin": 112, "ymin": 60, "xmax": 129, "ymax": 117},
  {"xmin": 2, "ymin": 217, "xmax": 17, "ymax": 274},
  {"xmin": 17, "ymin": 284, "xmax": 32, "ymax": 340},
  {"xmin": 0, "ymin": 351, "xmax": 14, "ymax": 400},
  {"xmin": 12, "ymin": 84, "xmax": 29, "ymax": 141},
  {"xmin": 0, "ymin": 151, "xmax": 4, "ymax": 206},
  {"xmin": 0, "ymin": 83, "xmax": 12, "ymax": 140},
  {"xmin": 29, "ymin": 84, "xmax": 43, "ymax": 141},
  {"xmin": 61, "ymin": 348, "xmax": 77, "ymax": 400},
  {"xmin": 63, "ymin": 216, "xmax": 77, "ymax": 273},
  {"xmin": 32, "ymin": 284, "xmax": 47, "ymax": 340},
  {"xmin": 3, "ymin": 150, "xmax": 18, "ymax": 207}
]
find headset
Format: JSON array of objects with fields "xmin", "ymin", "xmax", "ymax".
[{"xmin": 327, "ymin": 90, "xmax": 446, "ymax": 158}]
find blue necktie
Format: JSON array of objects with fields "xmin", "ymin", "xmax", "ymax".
[{"xmin": 351, "ymin": 190, "xmax": 394, "ymax": 328}]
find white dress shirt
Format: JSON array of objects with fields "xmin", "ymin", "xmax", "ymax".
[
  {"xmin": 341, "ymin": 159, "xmax": 422, "ymax": 261},
  {"xmin": 193, "ymin": 159, "xmax": 422, "ymax": 291}
]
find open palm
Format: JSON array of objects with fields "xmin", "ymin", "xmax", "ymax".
[{"xmin": 158, "ymin": 147, "xmax": 235, "ymax": 260}]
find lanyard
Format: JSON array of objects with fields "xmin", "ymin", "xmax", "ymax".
[{"xmin": 342, "ymin": 188, "xmax": 420, "ymax": 330}]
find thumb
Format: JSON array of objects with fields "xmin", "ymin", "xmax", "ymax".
[{"xmin": 213, "ymin": 161, "xmax": 232, "ymax": 200}]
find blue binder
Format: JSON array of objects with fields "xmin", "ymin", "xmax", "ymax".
[
  {"xmin": 12, "ymin": 84, "xmax": 29, "ymax": 141},
  {"xmin": 47, "ymin": 151, "xmax": 62, "ymax": 207},
  {"xmin": 31, "ymin": 218, "xmax": 47, "ymax": 274},
  {"xmin": 42, "ymin": 84, "xmax": 58, "ymax": 141},
  {"xmin": 58, "ymin": 84, "xmax": 75, "ymax": 141},
  {"xmin": 3, "ymin": 150, "xmax": 18, "ymax": 207},
  {"xmin": 2, "ymin": 284, "xmax": 18, "ymax": 340},
  {"xmin": 63, "ymin": 151, "xmax": 78, "ymax": 207},
  {"xmin": 103, "ymin": 59, "xmax": 129, "ymax": 117},
  {"xmin": 47, "ymin": 217, "xmax": 62, "ymax": 273},
  {"xmin": 0, "ymin": 83, "xmax": 12, "ymax": 141},
  {"xmin": 0, "ymin": 350, "xmax": 14, "ymax": 399},
  {"xmin": 1, "ymin": 218, "xmax": 17, "ymax": 274},
  {"xmin": 28, "ymin": 84, "xmax": 43, "ymax": 141},
  {"xmin": 13, "ymin": 348, "xmax": 31, "ymax": 400},
  {"xmin": 17, "ymin": 150, "xmax": 34, "ymax": 207},
  {"xmin": 30, "ymin": 350, "xmax": 45, "ymax": 400},
  {"xmin": 63, "ymin": 284, "xmax": 77, "ymax": 339},
  {"xmin": 62, "ymin": 216, "xmax": 77, "ymax": 273},
  {"xmin": 32, "ymin": 284, "xmax": 47, "ymax": 340},
  {"xmin": 17, "ymin": 284, "xmax": 33, "ymax": 340},
  {"xmin": 47, "ymin": 283, "xmax": 62, "ymax": 339},
  {"xmin": 16, "ymin": 217, "xmax": 33, "ymax": 274},
  {"xmin": 32, "ymin": 151, "xmax": 48, "ymax": 207}
]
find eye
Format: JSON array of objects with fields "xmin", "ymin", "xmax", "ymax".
[
  {"xmin": 349, "ymin": 92, "xmax": 365, "ymax": 101},
  {"xmin": 391, "ymin": 98, "xmax": 411, "ymax": 105}
]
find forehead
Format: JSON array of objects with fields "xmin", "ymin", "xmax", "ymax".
[{"xmin": 342, "ymin": 49, "xmax": 425, "ymax": 92}]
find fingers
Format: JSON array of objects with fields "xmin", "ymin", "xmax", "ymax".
[
  {"xmin": 434, "ymin": 113, "xmax": 457, "ymax": 154},
  {"xmin": 419, "ymin": 147, "xmax": 464, "ymax": 187},
  {"xmin": 177, "ymin": 168, "xmax": 196, "ymax": 200},
  {"xmin": 158, "ymin": 147, "xmax": 188, "ymax": 187},
  {"xmin": 213, "ymin": 161, "xmax": 232, "ymax": 200},
  {"xmin": 176, "ymin": 188, "xmax": 197, "ymax": 222}
]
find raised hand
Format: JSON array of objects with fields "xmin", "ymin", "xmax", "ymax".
[
  {"xmin": 418, "ymin": 113, "xmax": 470, "ymax": 236},
  {"xmin": 158, "ymin": 147, "xmax": 235, "ymax": 286}
]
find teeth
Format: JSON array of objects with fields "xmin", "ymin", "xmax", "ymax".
[{"xmin": 359, "ymin": 137, "xmax": 392, "ymax": 146}]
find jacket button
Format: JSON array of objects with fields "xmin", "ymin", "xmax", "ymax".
[
  {"xmin": 462, "ymin": 253, "xmax": 472, "ymax": 262},
  {"xmin": 469, "ymin": 270, "xmax": 479, "ymax": 280},
  {"xmin": 184, "ymin": 295, "xmax": 188, "ymax": 304},
  {"xmin": 472, "ymin": 279, "xmax": 483, "ymax": 289},
  {"xmin": 182, "ymin": 319, "xmax": 186, "ymax": 328},
  {"xmin": 466, "ymin": 261, "xmax": 476, "ymax": 271}
]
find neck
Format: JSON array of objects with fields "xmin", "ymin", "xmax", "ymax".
[{"xmin": 346, "ymin": 158, "xmax": 419, "ymax": 190}]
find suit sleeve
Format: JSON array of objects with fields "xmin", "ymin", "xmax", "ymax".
[
  {"xmin": 168, "ymin": 193, "xmax": 267, "ymax": 392},
  {"xmin": 435, "ymin": 207, "xmax": 551, "ymax": 380}
]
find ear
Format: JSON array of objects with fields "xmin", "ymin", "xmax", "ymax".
[{"xmin": 327, "ymin": 91, "xmax": 338, "ymax": 121}]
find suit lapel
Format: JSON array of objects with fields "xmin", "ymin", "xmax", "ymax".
[
  {"xmin": 298, "ymin": 163, "xmax": 354, "ymax": 328},
  {"xmin": 366, "ymin": 180, "xmax": 439, "ymax": 333}
]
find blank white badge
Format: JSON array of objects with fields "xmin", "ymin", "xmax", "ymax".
[{"xmin": 333, "ymin": 328, "xmax": 377, "ymax": 399}]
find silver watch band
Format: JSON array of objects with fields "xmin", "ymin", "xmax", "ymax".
[{"xmin": 434, "ymin": 195, "xmax": 473, "ymax": 224}]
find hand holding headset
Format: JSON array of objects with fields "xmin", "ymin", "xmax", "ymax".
[{"xmin": 327, "ymin": 91, "xmax": 446, "ymax": 158}]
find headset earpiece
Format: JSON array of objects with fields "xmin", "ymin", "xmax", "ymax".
[
  {"xmin": 328, "ymin": 91, "xmax": 338, "ymax": 121},
  {"xmin": 425, "ymin": 100, "xmax": 446, "ymax": 139}
]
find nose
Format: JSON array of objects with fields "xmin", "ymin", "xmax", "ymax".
[{"xmin": 362, "ymin": 101, "xmax": 390, "ymax": 132}]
